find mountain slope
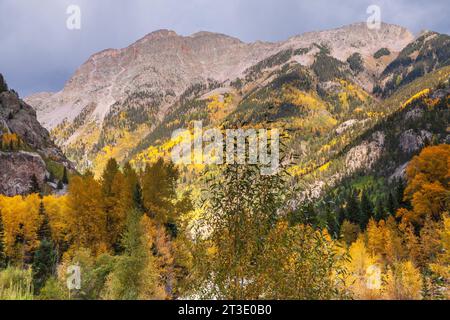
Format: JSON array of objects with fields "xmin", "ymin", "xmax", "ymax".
[
  {"xmin": 25, "ymin": 23, "xmax": 414, "ymax": 174},
  {"xmin": 0, "ymin": 74, "xmax": 74, "ymax": 196},
  {"xmin": 291, "ymin": 66, "xmax": 450, "ymax": 203},
  {"xmin": 376, "ymin": 31, "xmax": 450, "ymax": 97}
]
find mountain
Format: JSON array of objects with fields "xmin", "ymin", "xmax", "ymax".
[
  {"xmin": 376, "ymin": 31, "xmax": 450, "ymax": 97},
  {"xmin": 298, "ymin": 68, "xmax": 450, "ymax": 202},
  {"xmin": 26, "ymin": 22, "xmax": 415, "ymax": 174},
  {"xmin": 0, "ymin": 74, "xmax": 74, "ymax": 196}
]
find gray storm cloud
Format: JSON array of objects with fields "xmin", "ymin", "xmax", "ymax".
[{"xmin": 0, "ymin": 0, "xmax": 448, "ymax": 96}]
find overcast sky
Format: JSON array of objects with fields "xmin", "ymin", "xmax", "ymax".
[{"xmin": 0, "ymin": 0, "xmax": 449, "ymax": 96}]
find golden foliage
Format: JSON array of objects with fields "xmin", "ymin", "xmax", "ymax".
[
  {"xmin": 401, "ymin": 89, "xmax": 430, "ymax": 109},
  {"xmin": 0, "ymin": 194, "xmax": 41, "ymax": 262},
  {"xmin": 402, "ymin": 144, "xmax": 450, "ymax": 225}
]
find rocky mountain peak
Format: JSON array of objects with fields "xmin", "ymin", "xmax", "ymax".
[
  {"xmin": 23, "ymin": 22, "xmax": 423, "ymax": 174},
  {"xmin": 143, "ymin": 29, "xmax": 179, "ymax": 39},
  {"xmin": 27, "ymin": 22, "xmax": 414, "ymax": 127}
]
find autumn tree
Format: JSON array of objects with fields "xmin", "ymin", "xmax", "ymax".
[
  {"xmin": 0, "ymin": 194, "xmax": 41, "ymax": 264},
  {"xmin": 66, "ymin": 172, "xmax": 108, "ymax": 255},
  {"xmin": 344, "ymin": 237, "xmax": 381, "ymax": 299},
  {"xmin": 401, "ymin": 145, "xmax": 450, "ymax": 225},
  {"xmin": 101, "ymin": 159, "xmax": 133, "ymax": 251},
  {"xmin": 340, "ymin": 220, "xmax": 360, "ymax": 246},
  {"xmin": 259, "ymin": 222, "xmax": 348, "ymax": 299},
  {"xmin": 384, "ymin": 261, "xmax": 422, "ymax": 300},
  {"xmin": 103, "ymin": 210, "xmax": 164, "ymax": 300},
  {"xmin": 428, "ymin": 214, "xmax": 450, "ymax": 299},
  {"xmin": 101, "ymin": 158, "xmax": 119, "ymax": 196},
  {"xmin": 193, "ymin": 159, "xmax": 290, "ymax": 299},
  {"xmin": 366, "ymin": 218, "xmax": 384, "ymax": 257}
]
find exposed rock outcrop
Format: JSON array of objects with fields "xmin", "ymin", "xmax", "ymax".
[
  {"xmin": 345, "ymin": 131, "xmax": 385, "ymax": 173},
  {"xmin": 0, "ymin": 74, "xmax": 74, "ymax": 196},
  {"xmin": 0, "ymin": 151, "xmax": 47, "ymax": 196},
  {"xmin": 399, "ymin": 129, "xmax": 432, "ymax": 153}
]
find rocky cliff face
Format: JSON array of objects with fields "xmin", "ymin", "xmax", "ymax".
[
  {"xmin": 0, "ymin": 151, "xmax": 47, "ymax": 196},
  {"xmin": 25, "ymin": 23, "xmax": 414, "ymax": 174},
  {"xmin": 0, "ymin": 74, "xmax": 74, "ymax": 196}
]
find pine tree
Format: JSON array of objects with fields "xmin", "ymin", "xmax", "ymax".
[
  {"xmin": 61, "ymin": 166, "xmax": 69, "ymax": 185},
  {"xmin": 359, "ymin": 191, "xmax": 372, "ymax": 228},
  {"xmin": 132, "ymin": 182, "xmax": 144, "ymax": 212},
  {"xmin": 104, "ymin": 209, "xmax": 162, "ymax": 299},
  {"xmin": 345, "ymin": 190, "xmax": 360, "ymax": 224},
  {"xmin": 374, "ymin": 200, "xmax": 386, "ymax": 221},
  {"xmin": 325, "ymin": 204, "xmax": 339, "ymax": 238},
  {"xmin": 32, "ymin": 239, "xmax": 57, "ymax": 293},
  {"xmin": 142, "ymin": 158, "xmax": 179, "ymax": 224},
  {"xmin": 37, "ymin": 201, "xmax": 52, "ymax": 241},
  {"xmin": 32, "ymin": 200, "xmax": 56, "ymax": 293},
  {"xmin": 29, "ymin": 174, "xmax": 41, "ymax": 194},
  {"xmin": 337, "ymin": 206, "xmax": 346, "ymax": 226},
  {"xmin": 387, "ymin": 192, "xmax": 396, "ymax": 216},
  {"xmin": 395, "ymin": 179, "xmax": 407, "ymax": 208}
]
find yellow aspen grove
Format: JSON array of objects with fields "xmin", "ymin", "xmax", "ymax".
[
  {"xmin": 0, "ymin": 195, "xmax": 41, "ymax": 263},
  {"xmin": 66, "ymin": 174, "xmax": 109, "ymax": 256}
]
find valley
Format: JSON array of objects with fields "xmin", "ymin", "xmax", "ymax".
[{"xmin": 0, "ymin": 20, "xmax": 449, "ymax": 301}]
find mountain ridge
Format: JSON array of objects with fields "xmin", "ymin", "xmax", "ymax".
[
  {"xmin": 27, "ymin": 22, "xmax": 414, "ymax": 127},
  {"xmin": 24, "ymin": 22, "xmax": 429, "ymax": 175}
]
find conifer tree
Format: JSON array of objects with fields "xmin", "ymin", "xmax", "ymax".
[
  {"xmin": 345, "ymin": 190, "xmax": 360, "ymax": 224},
  {"xmin": 32, "ymin": 239, "xmax": 57, "ymax": 293},
  {"xmin": 387, "ymin": 192, "xmax": 396, "ymax": 216},
  {"xmin": 48, "ymin": 171, "xmax": 55, "ymax": 183},
  {"xmin": 29, "ymin": 174, "xmax": 41, "ymax": 194},
  {"xmin": 61, "ymin": 166, "xmax": 69, "ymax": 185},
  {"xmin": 37, "ymin": 201, "xmax": 52, "ymax": 241},
  {"xmin": 103, "ymin": 209, "xmax": 162, "ymax": 299},
  {"xmin": 132, "ymin": 182, "xmax": 144, "ymax": 212},
  {"xmin": 142, "ymin": 158, "xmax": 179, "ymax": 224},
  {"xmin": 101, "ymin": 158, "xmax": 119, "ymax": 196},
  {"xmin": 359, "ymin": 191, "xmax": 372, "ymax": 228},
  {"xmin": 32, "ymin": 201, "xmax": 57, "ymax": 293},
  {"xmin": 374, "ymin": 200, "xmax": 386, "ymax": 221},
  {"xmin": 395, "ymin": 179, "xmax": 407, "ymax": 208}
]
